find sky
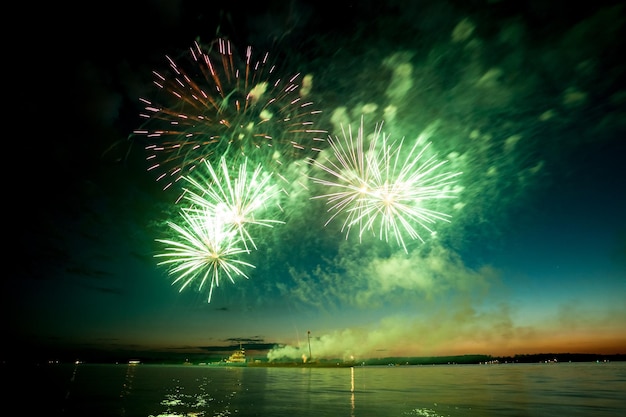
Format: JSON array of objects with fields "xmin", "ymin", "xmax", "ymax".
[{"xmin": 8, "ymin": 0, "xmax": 626, "ymax": 363}]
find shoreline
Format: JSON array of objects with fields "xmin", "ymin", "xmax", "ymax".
[{"xmin": 8, "ymin": 352, "xmax": 624, "ymax": 367}]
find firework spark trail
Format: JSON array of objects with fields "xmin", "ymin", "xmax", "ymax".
[
  {"xmin": 132, "ymin": 38, "xmax": 326, "ymax": 191},
  {"xmin": 308, "ymin": 118, "xmax": 462, "ymax": 252},
  {"xmin": 155, "ymin": 208, "xmax": 255, "ymax": 303},
  {"xmin": 181, "ymin": 156, "xmax": 285, "ymax": 253},
  {"xmin": 306, "ymin": 122, "xmax": 374, "ymax": 237}
]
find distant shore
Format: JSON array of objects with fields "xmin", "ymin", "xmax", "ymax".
[
  {"xmin": 195, "ymin": 352, "xmax": 625, "ymax": 367},
  {"xmin": 5, "ymin": 352, "xmax": 624, "ymax": 367}
]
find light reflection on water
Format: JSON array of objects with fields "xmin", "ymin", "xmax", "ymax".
[{"xmin": 16, "ymin": 361, "xmax": 626, "ymax": 416}]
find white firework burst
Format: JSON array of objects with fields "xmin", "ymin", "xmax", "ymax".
[
  {"xmin": 308, "ymin": 118, "xmax": 462, "ymax": 252},
  {"xmin": 155, "ymin": 208, "xmax": 254, "ymax": 303},
  {"xmin": 180, "ymin": 155, "xmax": 285, "ymax": 253}
]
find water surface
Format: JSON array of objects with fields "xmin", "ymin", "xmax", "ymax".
[{"xmin": 10, "ymin": 361, "xmax": 626, "ymax": 417}]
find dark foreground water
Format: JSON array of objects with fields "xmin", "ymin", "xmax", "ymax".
[{"xmin": 7, "ymin": 361, "xmax": 626, "ymax": 416}]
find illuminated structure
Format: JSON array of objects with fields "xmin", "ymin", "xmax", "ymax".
[{"xmin": 225, "ymin": 344, "xmax": 247, "ymax": 365}]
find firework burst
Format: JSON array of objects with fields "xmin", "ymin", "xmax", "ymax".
[
  {"xmin": 132, "ymin": 38, "xmax": 326, "ymax": 191},
  {"xmin": 181, "ymin": 155, "xmax": 285, "ymax": 253},
  {"xmin": 308, "ymin": 118, "xmax": 462, "ymax": 252},
  {"xmin": 155, "ymin": 207, "xmax": 255, "ymax": 303}
]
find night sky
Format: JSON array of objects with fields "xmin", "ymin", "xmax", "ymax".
[{"xmin": 8, "ymin": 0, "xmax": 625, "ymax": 363}]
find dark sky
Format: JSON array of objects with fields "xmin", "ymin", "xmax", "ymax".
[{"xmin": 8, "ymin": 0, "xmax": 625, "ymax": 363}]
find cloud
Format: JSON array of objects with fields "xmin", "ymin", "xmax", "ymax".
[
  {"xmin": 266, "ymin": 298, "xmax": 519, "ymax": 361},
  {"xmin": 271, "ymin": 242, "xmax": 507, "ymax": 360},
  {"xmin": 288, "ymin": 242, "xmax": 495, "ymax": 309}
]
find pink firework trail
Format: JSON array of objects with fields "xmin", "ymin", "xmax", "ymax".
[{"xmin": 133, "ymin": 38, "xmax": 326, "ymax": 191}]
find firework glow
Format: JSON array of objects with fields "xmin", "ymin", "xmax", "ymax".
[
  {"xmin": 141, "ymin": 38, "xmax": 464, "ymax": 300},
  {"xmin": 308, "ymin": 118, "xmax": 463, "ymax": 252},
  {"xmin": 132, "ymin": 38, "xmax": 326, "ymax": 191}
]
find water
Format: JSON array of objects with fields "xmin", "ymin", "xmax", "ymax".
[{"xmin": 7, "ymin": 361, "xmax": 626, "ymax": 416}]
